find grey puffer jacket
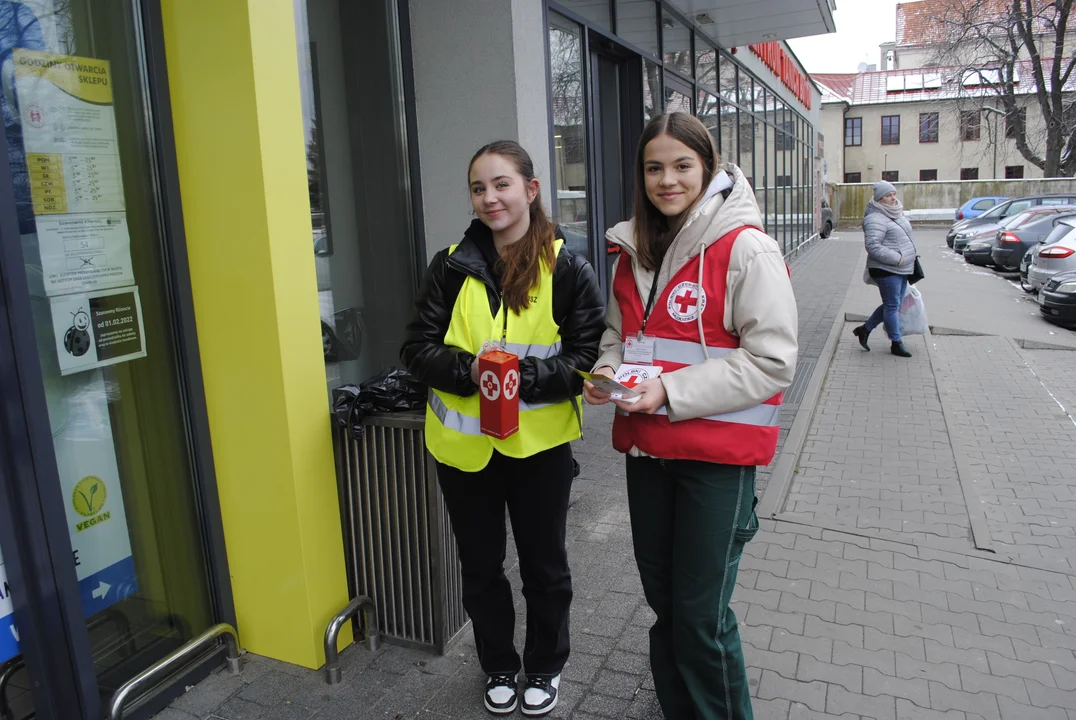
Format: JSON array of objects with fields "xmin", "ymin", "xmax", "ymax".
[{"xmin": 863, "ymin": 203, "xmax": 917, "ymax": 276}]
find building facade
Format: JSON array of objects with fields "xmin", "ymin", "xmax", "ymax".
[{"xmin": 0, "ymin": 1, "xmax": 832, "ymax": 718}]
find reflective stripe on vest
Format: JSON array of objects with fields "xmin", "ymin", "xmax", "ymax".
[{"xmin": 424, "ymin": 238, "xmax": 580, "ymax": 472}]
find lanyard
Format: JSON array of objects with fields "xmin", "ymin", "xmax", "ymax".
[{"xmin": 638, "ymin": 279, "xmax": 660, "ymax": 339}]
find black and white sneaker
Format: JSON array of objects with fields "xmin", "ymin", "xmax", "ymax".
[
  {"xmin": 521, "ymin": 674, "xmax": 560, "ymax": 716},
  {"xmin": 484, "ymin": 673, "xmax": 518, "ymax": 715}
]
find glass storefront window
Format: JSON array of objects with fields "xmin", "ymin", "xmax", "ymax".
[
  {"xmin": 4, "ymin": 0, "xmax": 217, "ymax": 706},
  {"xmin": 665, "ymin": 85, "xmax": 692, "ymax": 114},
  {"xmin": 616, "ymin": 0, "xmax": 658, "ymax": 56},
  {"xmin": 643, "ymin": 60, "xmax": 662, "ymax": 122},
  {"xmin": 695, "ymin": 36, "xmax": 716, "ymax": 91},
  {"xmin": 661, "ymin": 11, "xmax": 691, "ymax": 78},
  {"xmin": 719, "ymin": 101, "xmax": 738, "ymax": 165},
  {"xmin": 697, "ymin": 90, "xmax": 718, "ymax": 143},
  {"xmin": 549, "ymin": 14, "xmax": 590, "ymax": 259},
  {"xmin": 559, "ymin": 0, "xmax": 612, "ymax": 30},
  {"xmin": 738, "ymin": 71, "xmax": 754, "ymax": 110},
  {"xmin": 295, "ymin": 0, "xmax": 418, "ymax": 394},
  {"xmin": 719, "ymin": 54, "xmax": 737, "ymax": 104}
]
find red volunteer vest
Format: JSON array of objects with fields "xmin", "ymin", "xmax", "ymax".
[{"xmin": 611, "ymin": 226, "xmax": 782, "ymax": 466}]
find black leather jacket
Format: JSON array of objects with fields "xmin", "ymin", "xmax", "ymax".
[{"xmin": 401, "ymin": 220, "xmax": 605, "ymax": 404}]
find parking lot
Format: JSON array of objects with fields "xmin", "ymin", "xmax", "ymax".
[{"xmin": 845, "ymin": 228, "xmax": 1076, "ymax": 348}]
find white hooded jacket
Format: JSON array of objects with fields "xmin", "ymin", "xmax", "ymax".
[{"xmin": 594, "ymin": 163, "xmax": 799, "ymax": 455}]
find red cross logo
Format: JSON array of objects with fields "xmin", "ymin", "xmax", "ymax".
[
  {"xmin": 503, "ymin": 369, "xmax": 519, "ymax": 400},
  {"xmin": 480, "ymin": 371, "xmax": 501, "ymax": 401},
  {"xmin": 674, "ymin": 289, "xmax": 698, "ymax": 314},
  {"xmin": 667, "ymin": 281, "xmax": 707, "ymax": 322},
  {"xmin": 621, "ymin": 374, "xmax": 643, "ymax": 389}
]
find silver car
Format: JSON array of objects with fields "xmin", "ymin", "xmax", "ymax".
[{"xmin": 1028, "ymin": 221, "xmax": 1076, "ymax": 290}]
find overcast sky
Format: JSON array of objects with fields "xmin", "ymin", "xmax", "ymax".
[{"xmin": 787, "ymin": 0, "xmax": 902, "ymax": 74}]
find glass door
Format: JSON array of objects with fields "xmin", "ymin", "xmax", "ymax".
[{"xmin": 0, "ymin": 1, "xmax": 228, "ymax": 717}]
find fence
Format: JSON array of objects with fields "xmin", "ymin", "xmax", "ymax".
[{"xmin": 829, "ymin": 177, "xmax": 1076, "ymax": 226}]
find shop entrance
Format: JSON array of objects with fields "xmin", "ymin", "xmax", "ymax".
[{"xmin": 0, "ymin": 1, "xmax": 231, "ymax": 718}]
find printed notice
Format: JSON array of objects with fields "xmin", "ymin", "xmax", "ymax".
[
  {"xmin": 51, "ymin": 287, "xmax": 146, "ymax": 375},
  {"xmin": 37, "ymin": 213, "xmax": 133, "ymax": 295},
  {"xmin": 14, "ymin": 50, "xmax": 126, "ymax": 214}
]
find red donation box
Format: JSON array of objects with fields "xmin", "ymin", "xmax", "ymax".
[{"xmin": 478, "ymin": 348, "xmax": 520, "ymax": 439}]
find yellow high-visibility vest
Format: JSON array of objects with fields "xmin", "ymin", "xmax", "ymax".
[{"xmin": 425, "ymin": 239, "xmax": 580, "ymax": 472}]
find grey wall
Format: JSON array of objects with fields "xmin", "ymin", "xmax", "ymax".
[{"xmin": 409, "ymin": 0, "xmax": 552, "ymax": 260}]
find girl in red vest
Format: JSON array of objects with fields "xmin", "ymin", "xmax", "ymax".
[{"xmin": 583, "ymin": 112, "xmax": 798, "ymax": 719}]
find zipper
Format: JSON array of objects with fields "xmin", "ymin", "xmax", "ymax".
[{"xmin": 499, "ymin": 291, "xmax": 507, "ymax": 345}]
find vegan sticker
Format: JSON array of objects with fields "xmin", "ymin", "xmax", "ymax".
[{"xmin": 72, "ymin": 476, "xmax": 111, "ymax": 532}]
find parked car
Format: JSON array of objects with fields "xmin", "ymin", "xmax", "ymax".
[
  {"xmin": 956, "ymin": 196, "xmax": 1007, "ymax": 221},
  {"xmin": 1020, "ymin": 246, "xmax": 1035, "ymax": 291},
  {"xmin": 1028, "ymin": 220, "xmax": 1076, "ymax": 291},
  {"xmin": 1039, "ymin": 269, "xmax": 1076, "ymax": 325},
  {"xmin": 947, "ymin": 194, "xmax": 1076, "ymax": 248},
  {"xmin": 954, "ymin": 221, "xmax": 1004, "ymax": 252},
  {"xmin": 820, "ymin": 200, "xmax": 833, "ymax": 238},
  {"xmin": 965, "ymin": 206, "xmax": 1076, "ymax": 265},
  {"xmin": 992, "ymin": 209, "xmax": 1076, "ymax": 270}
]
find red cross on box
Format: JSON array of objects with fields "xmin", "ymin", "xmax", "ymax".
[{"xmin": 674, "ymin": 290, "xmax": 698, "ymax": 314}]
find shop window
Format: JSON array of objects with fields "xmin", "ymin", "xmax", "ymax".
[
  {"xmin": 920, "ymin": 169, "xmax": 938, "ymax": 181},
  {"xmin": 960, "ymin": 110, "xmax": 981, "ymax": 141},
  {"xmin": 3, "ymin": 0, "xmax": 220, "ymax": 704},
  {"xmin": 845, "ymin": 117, "xmax": 862, "ymax": 146},
  {"xmin": 665, "ymin": 85, "xmax": 692, "ymax": 114},
  {"xmin": 881, "ymin": 115, "xmax": 900, "ymax": 144},
  {"xmin": 719, "ymin": 51, "xmax": 737, "ymax": 104},
  {"xmin": 296, "ymin": 0, "xmax": 419, "ymax": 392},
  {"xmin": 616, "ymin": 0, "xmax": 658, "ymax": 56},
  {"xmin": 558, "ymin": 0, "xmax": 612, "ymax": 30},
  {"xmin": 661, "ymin": 11, "xmax": 691, "ymax": 77},
  {"xmin": 1005, "ymin": 165, "xmax": 1025, "ymax": 179},
  {"xmin": 718, "ymin": 101, "xmax": 737, "ymax": 164},
  {"xmin": 643, "ymin": 59, "xmax": 662, "ymax": 122},
  {"xmin": 776, "ymin": 175, "xmax": 793, "ymax": 187},
  {"xmin": 697, "ymin": 90, "xmax": 719, "ymax": 141},
  {"xmin": 1005, "ymin": 108, "xmax": 1026, "ymax": 138},
  {"xmin": 776, "ymin": 122, "xmax": 794, "ymax": 151},
  {"xmin": 919, "ymin": 112, "xmax": 939, "ymax": 143},
  {"xmin": 550, "ymin": 14, "xmax": 592, "ymax": 262},
  {"xmin": 845, "ymin": 172, "xmax": 862, "ymax": 183},
  {"xmin": 961, "ymin": 167, "xmax": 980, "ymax": 180},
  {"xmin": 882, "ymin": 170, "xmax": 899, "ymax": 182},
  {"xmin": 695, "ymin": 36, "xmax": 716, "ymax": 90}
]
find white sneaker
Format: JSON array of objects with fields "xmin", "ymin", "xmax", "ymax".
[
  {"xmin": 521, "ymin": 674, "xmax": 560, "ymax": 716},
  {"xmin": 484, "ymin": 673, "xmax": 518, "ymax": 715}
]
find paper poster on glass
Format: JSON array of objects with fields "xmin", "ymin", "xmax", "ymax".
[
  {"xmin": 0, "ymin": 368, "xmax": 139, "ymax": 664},
  {"xmin": 13, "ymin": 49, "xmax": 125, "ymax": 215},
  {"xmin": 36, "ymin": 212, "xmax": 134, "ymax": 296},
  {"xmin": 50, "ymin": 286, "xmax": 146, "ymax": 376}
]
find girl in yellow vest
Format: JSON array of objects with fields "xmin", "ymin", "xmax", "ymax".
[
  {"xmin": 401, "ymin": 141, "xmax": 604, "ymax": 716},
  {"xmin": 584, "ymin": 113, "xmax": 798, "ymax": 720}
]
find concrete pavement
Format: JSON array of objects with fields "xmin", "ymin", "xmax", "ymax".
[{"xmin": 153, "ymin": 231, "xmax": 1076, "ymax": 720}]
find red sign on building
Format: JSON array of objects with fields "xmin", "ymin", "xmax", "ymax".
[{"xmin": 748, "ymin": 42, "xmax": 813, "ymax": 110}]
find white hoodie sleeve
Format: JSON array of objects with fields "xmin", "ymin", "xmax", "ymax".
[{"xmin": 661, "ymin": 231, "xmax": 798, "ymax": 421}]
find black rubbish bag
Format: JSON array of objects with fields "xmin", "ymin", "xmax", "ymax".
[{"xmin": 332, "ymin": 368, "xmax": 426, "ymax": 440}]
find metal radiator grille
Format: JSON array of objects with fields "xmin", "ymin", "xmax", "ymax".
[{"xmin": 336, "ymin": 413, "xmax": 468, "ymax": 654}]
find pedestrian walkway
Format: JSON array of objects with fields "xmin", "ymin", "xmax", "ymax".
[{"xmin": 153, "ymin": 232, "xmax": 1076, "ymax": 720}]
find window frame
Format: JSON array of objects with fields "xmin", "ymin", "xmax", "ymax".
[
  {"xmin": 960, "ymin": 110, "xmax": 981, "ymax": 141},
  {"xmin": 881, "ymin": 115, "xmax": 900, "ymax": 145},
  {"xmin": 919, "ymin": 112, "xmax": 939, "ymax": 143},
  {"xmin": 881, "ymin": 170, "xmax": 899, "ymax": 182},
  {"xmin": 1005, "ymin": 165, "xmax": 1025, "ymax": 179},
  {"xmin": 960, "ymin": 167, "xmax": 980, "ymax": 180},
  {"xmin": 844, "ymin": 171, "xmax": 862, "ymax": 183},
  {"xmin": 919, "ymin": 169, "xmax": 938, "ymax": 181},
  {"xmin": 844, "ymin": 117, "xmax": 862, "ymax": 146}
]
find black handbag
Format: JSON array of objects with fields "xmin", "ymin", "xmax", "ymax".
[{"xmin": 909, "ymin": 256, "xmax": 925, "ymax": 285}]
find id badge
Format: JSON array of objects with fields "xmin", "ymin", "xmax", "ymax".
[{"xmin": 623, "ymin": 335, "xmax": 656, "ymax": 365}]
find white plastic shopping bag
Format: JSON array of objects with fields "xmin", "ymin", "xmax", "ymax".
[{"xmin": 898, "ymin": 285, "xmax": 929, "ymax": 335}]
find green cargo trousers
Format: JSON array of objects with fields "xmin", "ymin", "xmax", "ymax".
[{"xmin": 626, "ymin": 457, "xmax": 759, "ymax": 720}]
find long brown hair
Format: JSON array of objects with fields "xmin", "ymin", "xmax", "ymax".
[
  {"xmin": 469, "ymin": 141, "xmax": 556, "ymax": 313},
  {"xmin": 632, "ymin": 113, "xmax": 720, "ymax": 271}
]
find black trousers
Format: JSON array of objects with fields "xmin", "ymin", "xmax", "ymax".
[{"xmin": 436, "ymin": 443, "xmax": 574, "ymax": 677}]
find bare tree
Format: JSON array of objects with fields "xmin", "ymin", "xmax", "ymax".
[{"xmin": 931, "ymin": 0, "xmax": 1076, "ymax": 176}]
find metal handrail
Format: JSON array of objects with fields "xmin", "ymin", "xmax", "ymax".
[
  {"xmin": 107, "ymin": 623, "xmax": 240, "ymax": 720},
  {"xmin": 323, "ymin": 595, "xmax": 379, "ymax": 685}
]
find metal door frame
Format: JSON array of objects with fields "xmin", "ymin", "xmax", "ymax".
[{"xmin": 0, "ymin": 1, "xmax": 236, "ymax": 717}]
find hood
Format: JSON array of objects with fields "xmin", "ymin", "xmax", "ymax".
[{"xmin": 605, "ymin": 163, "xmax": 764, "ymax": 289}]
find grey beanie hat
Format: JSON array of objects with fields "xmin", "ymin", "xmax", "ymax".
[{"xmin": 873, "ymin": 181, "xmax": 896, "ymax": 201}]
